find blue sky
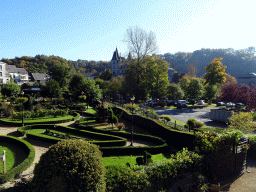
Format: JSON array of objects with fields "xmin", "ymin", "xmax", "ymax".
[{"xmin": 0, "ymin": 0, "xmax": 255, "ymax": 62}]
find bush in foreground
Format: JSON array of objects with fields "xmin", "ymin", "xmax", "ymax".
[{"xmin": 30, "ymin": 139, "xmax": 105, "ymax": 192}]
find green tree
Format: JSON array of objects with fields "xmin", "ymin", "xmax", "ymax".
[
  {"xmin": 147, "ymin": 57, "xmax": 169, "ymax": 98},
  {"xmin": 69, "ymin": 73, "xmax": 86, "ymax": 95},
  {"xmin": 49, "ymin": 63, "xmax": 72, "ymax": 89},
  {"xmin": 41, "ymin": 79, "xmax": 62, "ymax": 100},
  {"xmin": 168, "ymin": 83, "xmax": 184, "ymax": 100},
  {"xmin": 178, "ymin": 75, "xmax": 192, "ymax": 99},
  {"xmin": 123, "ymin": 56, "xmax": 169, "ymax": 99},
  {"xmin": 98, "ymin": 68, "xmax": 112, "ymax": 80},
  {"xmin": 1, "ymin": 79, "xmax": 21, "ymax": 96},
  {"xmin": 203, "ymin": 84, "xmax": 219, "ymax": 104},
  {"xmin": 82, "ymin": 79, "xmax": 102, "ymax": 107},
  {"xmin": 203, "ymin": 57, "xmax": 227, "ymax": 86},
  {"xmin": 186, "ymin": 78, "xmax": 203, "ymax": 100}
]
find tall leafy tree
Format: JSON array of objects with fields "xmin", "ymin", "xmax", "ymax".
[
  {"xmin": 168, "ymin": 83, "xmax": 184, "ymax": 100},
  {"xmin": 178, "ymin": 75, "xmax": 192, "ymax": 98},
  {"xmin": 41, "ymin": 79, "xmax": 62, "ymax": 100},
  {"xmin": 1, "ymin": 79, "xmax": 21, "ymax": 97},
  {"xmin": 123, "ymin": 56, "xmax": 169, "ymax": 99},
  {"xmin": 98, "ymin": 69, "xmax": 112, "ymax": 80},
  {"xmin": 49, "ymin": 63, "xmax": 72, "ymax": 89},
  {"xmin": 186, "ymin": 78, "xmax": 203, "ymax": 100},
  {"xmin": 203, "ymin": 84, "xmax": 219, "ymax": 103},
  {"xmin": 203, "ymin": 57, "xmax": 227, "ymax": 86}
]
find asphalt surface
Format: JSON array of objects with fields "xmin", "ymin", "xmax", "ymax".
[{"xmin": 154, "ymin": 106, "xmax": 228, "ymax": 128}]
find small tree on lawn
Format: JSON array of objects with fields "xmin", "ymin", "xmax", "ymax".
[{"xmin": 107, "ymin": 108, "xmax": 118, "ymax": 129}]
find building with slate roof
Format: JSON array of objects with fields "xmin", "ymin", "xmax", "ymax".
[
  {"xmin": 111, "ymin": 48, "xmax": 129, "ymax": 76},
  {"xmin": 0, "ymin": 61, "xmax": 10, "ymax": 84},
  {"xmin": 238, "ymin": 72, "xmax": 256, "ymax": 86},
  {"xmin": 6, "ymin": 65, "xmax": 29, "ymax": 85},
  {"xmin": 30, "ymin": 73, "xmax": 50, "ymax": 85}
]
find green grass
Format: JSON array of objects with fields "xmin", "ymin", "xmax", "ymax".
[
  {"xmin": 169, "ymin": 118, "xmax": 186, "ymax": 126},
  {"xmin": 0, "ymin": 142, "xmax": 27, "ymax": 173},
  {"xmin": 195, "ymin": 127, "xmax": 227, "ymax": 134},
  {"xmin": 103, "ymin": 153, "xmax": 168, "ymax": 166},
  {"xmin": 84, "ymin": 108, "xmax": 96, "ymax": 114}
]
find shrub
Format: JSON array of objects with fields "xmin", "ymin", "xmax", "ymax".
[
  {"xmin": 30, "ymin": 139, "xmax": 106, "ymax": 192},
  {"xmin": 105, "ymin": 165, "xmax": 150, "ymax": 191},
  {"xmin": 228, "ymin": 111, "xmax": 255, "ymax": 133},
  {"xmin": 186, "ymin": 118, "xmax": 204, "ymax": 129},
  {"xmin": 125, "ymin": 102, "xmax": 139, "ymax": 112},
  {"xmin": 144, "ymin": 148, "xmax": 202, "ymax": 191},
  {"xmin": 115, "ymin": 122, "xmax": 125, "ymax": 130},
  {"xmin": 160, "ymin": 115, "xmax": 171, "ymax": 122}
]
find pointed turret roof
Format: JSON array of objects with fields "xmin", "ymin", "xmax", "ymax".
[
  {"xmin": 127, "ymin": 52, "xmax": 132, "ymax": 60},
  {"xmin": 111, "ymin": 47, "xmax": 120, "ymax": 61}
]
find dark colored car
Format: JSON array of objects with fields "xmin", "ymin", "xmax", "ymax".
[
  {"xmin": 217, "ymin": 102, "xmax": 226, "ymax": 106},
  {"xmin": 177, "ymin": 103, "xmax": 187, "ymax": 109},
  {"xmin": 188, "ymin": 99, "xmax": 196, "ymax": 105}
]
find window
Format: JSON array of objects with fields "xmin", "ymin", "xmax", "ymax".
[
  {"xmin": 0, "ymin": 65, "xmax": 2, "ymax": 70},
  {"xmin": 0, "ymin": 72, "xmax": 2, "ymax": 77}
]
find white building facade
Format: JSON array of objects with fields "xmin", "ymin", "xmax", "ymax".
[{"xmin": 0, "ymin": 62, "xmax": 10, "ymax": 84}]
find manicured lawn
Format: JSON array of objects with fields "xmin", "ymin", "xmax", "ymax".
[
  {"xmin": 103, "ymin": 153, "xmax": 168, "ymax": 167},
  {"xmin": 0, "ymin": 142, "xmax": 27, "ymax": 173}
]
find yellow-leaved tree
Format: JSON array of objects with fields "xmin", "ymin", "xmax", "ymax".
[{"xmin": 228, "ymin": 111, "xmax": 255, "ymax": 133}]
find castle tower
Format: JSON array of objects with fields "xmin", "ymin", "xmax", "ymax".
[{"xmin": 111, "ymin": 47, "xmax": 125, "ymax": 76}]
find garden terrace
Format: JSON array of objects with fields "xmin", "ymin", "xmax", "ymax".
[
  {"xmin": 0, "ymin": 136, "xmax": 35, "ymax": 184},
  {"xmin": 17, "ymin": 124, "xmax": 127, "ymax": 147},
  {"xmin": 0, "ymin": 112, "xmax": 80, "ymax": 126}
]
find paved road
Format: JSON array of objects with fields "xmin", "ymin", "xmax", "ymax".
[{"xmin": 154, "ymin": 106, "xmax": 228, "ymax": 128}]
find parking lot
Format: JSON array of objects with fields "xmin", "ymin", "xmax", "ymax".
[{"xmin": 154, "ymin": 106, "xmax": 228, "ymax": 128}]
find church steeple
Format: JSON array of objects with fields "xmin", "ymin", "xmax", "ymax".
[
  {"xmin": 127, "ymin": 52, "xmax": 132, "ymax": 60},
  {"xmin": 112, "ymin": 47, "xmax": 120, "ymax": 61}
]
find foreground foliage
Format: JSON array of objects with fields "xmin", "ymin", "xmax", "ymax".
[{"xmin": 30, "ymin": 140, "xmax": 106, "ymax": 192}]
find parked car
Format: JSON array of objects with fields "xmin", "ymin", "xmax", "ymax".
[
  {"xmin": 217, "ymin": 102, "xmax": 226, "ymax": 106},
  {"xmin": 125, "ymin": 96, "xmax": 131, "ymax": 100},
  {"xmin": 226, "ymin": 102, "xmax": 235, "ymax": 107},
  {"xmin": 177, "ymin": 102, "xmax": 187, "ymax": 109},
  {"xmin": 198, "ymin": 100, "xmax": 205, "ymax": 105},
  {"xmin": 170, "ymin": 100, "xmax": 178, "ymax": 106},
  {"xmin": 166, "ymin": 100, "xmax": 173, "ymax": 106},
  {"xmin": 188, "ymin": 99, "xmax": 196, "ymax": 105},
  {"xmin": 235, "ymin": 103, "xmax": 245, "ymax": 108}
]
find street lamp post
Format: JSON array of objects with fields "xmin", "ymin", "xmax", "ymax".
[
  {"xmin": 130, "ymin": 95, "xmax": 135, "ymax": 146},
  {"xmin": 81, "ymin": 91, "xmax": 84, "ymax": 116},
  {"xmin": 21, "ymin": 91, "xmax": 24, "ymax": 127}
]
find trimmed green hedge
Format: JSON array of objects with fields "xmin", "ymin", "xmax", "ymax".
[
  {"xmin": 0, "ymin": 112, "xmax": 80, "ymax": 126},
  {"xmin": 17, "ymin": 124, "xmax": 127, "ymax": 147},
  {"xmin": 76, "ymin": 118, "xmax": 169, "ymax": 157},
  {"xmin": 0, "ymin": 136, "xmax": 35, "ymax": 184},
  {"xmin": 112, "ymin": 106, "xmax": 194, "ymax": 151}
]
